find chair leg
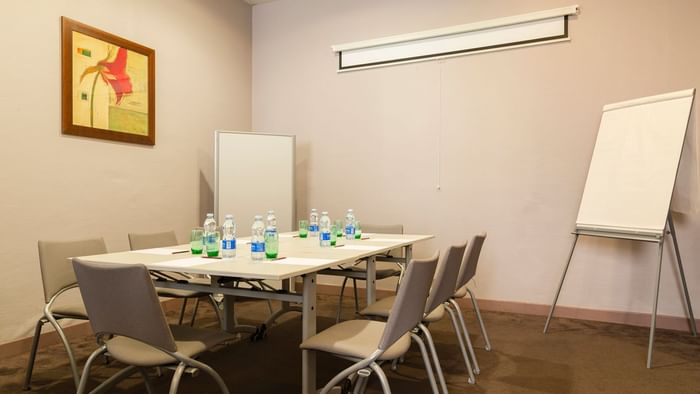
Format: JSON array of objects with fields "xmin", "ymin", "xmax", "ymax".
[
  {"xmin": 208, "ymin": 294, "xmax": 224, "ymax": 329},
  {"xmin": 352, "ymin": 368, "xmax": 372, "ymax": 394},
  {"xmin": 178, "ymin": 298, "xmax": 188, "ymax": 325},
  {"xmin": 418, "ymin": 323, "xmax": 448, "ymax": 394},
  {"xmin": 168, "ymin": 363, "xmax": 187, "ymax": 394},
  {"xmin": 185, "ymin": 357, "xmax": 231, "ymax": 394},
  {"xmin": 410, "ymin": 333, "xmax": 439, "ymax": 394},
  {"xmin": 337, "ymin": 277, "xmax": 350, "ymax": 323},
  {"xmin": 369, "ymin": 362, "xmax": 392, "ymax": 394},
  {"xmin": 352, "ymin": 279, "xmax": 360, "ymax": 314},
  {"xmin": 449, "ymin": 298, "xmax": 480, "ymax": 374},
  {"xmin": 321, "ymin": 359, "xmax": 373, "ymax": 394},
  {"xmin": 466, "ymin": 288, "xmax": 492, "ymax": 351},
  {"xmin": 445, "ymin": 304, "xmax": 475, "ymax": 384},
  {"xmin": 190, "ymin": 298, "xmax": 201, "ymax": 327},
  {"xmin": 139, "ymin": 368, "xmax": 155, "ymax": 394},
  {"xmin": 77, "ymin": 345, "xmax": 106, "ymax": 394},
  {"xmin": 22, "ymin": 317, "xmax": 46, "ymax": 390},
  {"xmin": 45, "ymin": 313, "xmax": 81, "ymax": 389}
]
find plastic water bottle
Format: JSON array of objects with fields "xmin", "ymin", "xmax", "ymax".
[
  {"xmin": 309, "ymin": 209, "xmax": 319, "ymax": 237},
  {"xmin": 265, "ymin": 210, "xmax": 279, "ymax": 259},
  {"xmin": 203, "ymin": 213, "xmax": 217, "ymax": 235},
  {"xmin": 319, "ymin": 211, "xmax": 331, "ymax": 247},
  {"xmin": 345, "ymin": 209, "xmax": 356, "ymax": 240},
  {"xmin": 221, "ymin": 214, "xmax": 236, "ymax": 258},
  {"xmin": 251, "ymin": 215, "xmax": 265, "ymax": 261}
]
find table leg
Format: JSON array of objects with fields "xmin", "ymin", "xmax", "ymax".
[
  {"xmin": 366, "ymin": 255, "xmax": 376, "ymax": 306},
  {"xmin": 302, "ymin": 273, "xmax": 317, "ymax": 394}
]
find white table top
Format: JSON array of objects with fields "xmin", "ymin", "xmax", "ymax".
[{"xmin": 76, "ymin": 232, "xmax": 433, "ymax": 281}]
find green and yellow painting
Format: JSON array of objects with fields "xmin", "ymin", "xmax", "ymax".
[{"xmin": 72, "ymin": 31, "xmax": 149, "ymax": 135}]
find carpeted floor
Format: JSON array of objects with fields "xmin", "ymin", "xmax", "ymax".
[{"xmin": 1, "ymin": 294, "xmax": 699, "ymax": 393}]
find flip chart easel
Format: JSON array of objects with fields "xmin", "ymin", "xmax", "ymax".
[{"xmin": 543, "ymin": 89, "xmax": 697, "ymax": 368}]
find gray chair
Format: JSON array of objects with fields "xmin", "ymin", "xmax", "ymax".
[
  {"xmin": 361, "ymin": 242, "xmax": 476, "ymax": 391},
  {"xmin": 301, "ymin": 252, "xmax": 439, "ymax": 394},
  {"xmin": 128, "ymin": 231, "xmax": 221, "ymax": 327},
  {"xmin": 319, "ymin": 224, "xmax": 405, "ymax": 322},
  {"xmin": 451, "ymin": 233, "xmax": 491, "ymax": 352},
  {"xmin": 72, "ymin": 258, "xmax": 235, "ymax": 394},
  {"xmin": 23, "ymin": 238, "xmax": 107, "ymax": 391}
]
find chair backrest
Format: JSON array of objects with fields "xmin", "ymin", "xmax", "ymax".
[
  {"xmin": 363, "ymin": 223, "xmax": 404, "ymax": 257},
  {"xmin": 38, "ymin": 238, "xmax": 107, "ymax": 303},
  {"xmin": 378, "ymin": 252, "xmax": 438, "ymax": 351},
  {"xmin": 455, "ymin": 233, "xmax": 487, "ymax": 290},
  {"xmin": 128, "ymin": 231, "xmax": 178, "ymax": 250},
  {"xmin": 72, "ymin": 258, "xmax": 177, "ymax": 352},
  {"xmin": 424, "ymin": 242, "xmax": 467, "ymax": 313}
]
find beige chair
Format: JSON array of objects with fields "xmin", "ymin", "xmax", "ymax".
[
  {"xmin": 301, "ymin": 252, "xmax": 439, "ymax": 394},
  {"xmin": 361, "ymin": 242, "xmax": 474, "ymax": 391},
  {"xmin": 319, "ymin": 224, "xmax": 405, "ymax": 322},
  {"xmin": 23, "ymin": 238, "xmax": 107, "ymax": 391},
  {"xmin": 451, "ymin": 233, "xmax": 491, "ymax": 352},
  {"xmin": 128, "ymin": 231, "xmax": 221, "ymax": 327},
  {"xmin": 72, "ymin": 258, "xmax": 235, "ymax": 394}
]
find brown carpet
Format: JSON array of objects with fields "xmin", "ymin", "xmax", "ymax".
[{"xmin": 1, "ymin": 295, "xmax": 698, "ymax": 393}]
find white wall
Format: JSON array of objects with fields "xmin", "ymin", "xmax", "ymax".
[
  {"xmin": 0, "ymin": 0, "xmax": 251, "ymax": 344},
  {"xmin": 252, "ymin": 0, "xmax": 700, "ymax": 318}
]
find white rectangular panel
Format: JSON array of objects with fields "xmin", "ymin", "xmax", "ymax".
[
  {"xmin": 575, "ymin": 89, "xmax": 695, "ymax": 237},
  {"xmin": 215, "ymin": 131, "xmax": 295, "ymax": 236}
]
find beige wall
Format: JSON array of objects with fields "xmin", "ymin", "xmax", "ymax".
[
  {"xmin": 0, "ymin": 0, "xmax": 251, "ymax": 344},
  {"xmin": 252, "ymin": 0, "xmax": 700, "ymax": 318}
]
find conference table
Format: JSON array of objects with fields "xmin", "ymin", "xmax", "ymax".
[{"xmin": 76, "ymin": 232, "xmax": 433, "ymax": 393}]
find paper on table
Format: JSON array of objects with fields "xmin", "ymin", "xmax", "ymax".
[
  {"xmin": 133, "ymin": 247, "xmax": 190, "ymax": 255},
  {"xmin": 151, "ymin": 257, "xmax": 211, "ymax": 268},
  {"xmin": 365, "ymin": 238, "xmax": 407, "ymax": 243},
  {"xmin": 279, "ymin": 233, "xmax": 295, "ymax": 238},
  {"xmin": 268, "ymin": 257, "xmax": 335, "ymax": 266},
  {"xmin": 339, "ymin": 244, "xmax": 385, "ymax": 251}
]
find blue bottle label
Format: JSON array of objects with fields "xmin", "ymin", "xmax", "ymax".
[
  {"xmin": 321, "ymin": 231, "xmax": 331, "ymax": 241},
  {"xmin": 309, "ymin": 224, "xmax": 319, "ymax": 232},
  {"xmin": 345, "ymin": 225, "xmax": 355, "ymax": 235},
  {"xmin": 222, "ymin": 239, "xmax": 236, "ymax": 250},
  {"xmin": 251, "ymin": 242, "xmax": 265, "ymax": 253}
]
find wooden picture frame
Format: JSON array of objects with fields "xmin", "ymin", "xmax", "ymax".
[{"xmin": 61, "ymin": 17, "xmax": 155, "ymax": 145}]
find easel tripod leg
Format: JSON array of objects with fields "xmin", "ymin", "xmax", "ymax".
[
  {"xmin": 647, "ymin": 240, "xmax": 664, "ymax": 369},
  {"xmin": 544, "ymin": 234, "xmax": 579, "ymax": 333},
  {"xmin": 667, "ymin": 214, "xmax": 697, "ymax": 336}
]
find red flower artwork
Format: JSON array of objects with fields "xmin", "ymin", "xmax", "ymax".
[{"xmin": 80, "ymin": 47, "xmax": 133, "ymax": 126}]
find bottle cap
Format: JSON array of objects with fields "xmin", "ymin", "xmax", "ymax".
[
  {"xmin": 225, "ymin": 214, "xmax": 233, "ymax": 219},
  {"xmin": 254, "ymin": 215, "xmax": 262, "ymax": 220},
  {"xmin": 311, "ymin": 208, "xmax": 317, "ymax": 212},
  {"xmin": 268, "ymin": 210, "xmax": 275, "ymax": 214},
  {"xmin": 207, "ymin": 213, "xmax": 214, "ymax": 217},
  {"xmin": 322, "ymin": 211, "xmax": 328, "ymax": 215}
]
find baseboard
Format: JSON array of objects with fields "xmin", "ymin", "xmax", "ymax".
[
  {"xmin": 0, "ymin": 299, "xmax": 184, "ymax": 359},
  {"xmin": 313, "ymin": 284, "xmax": 699, "ymax": 333}
]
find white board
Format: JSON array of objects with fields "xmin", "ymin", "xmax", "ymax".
[
  {"xmin": 215, "ymin": 131, "xmax": 295, "ymax": 236},
  {"xmin": 575, "ymin": 89, "xmax": 695, "ymax": 238}
]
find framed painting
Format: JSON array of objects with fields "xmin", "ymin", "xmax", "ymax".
[{"xmin": 61, "ymin": 17, "xmax": 155, "ymax": 145}]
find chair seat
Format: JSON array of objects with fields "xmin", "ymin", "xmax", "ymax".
[
  {"xmin": 319, "ymin": 266, "xmax": 401, "ymax": 280},
  {"xmin": 300, "ymin": 320, "xmax": 411, "ymax": 361},
  {"xmin": 50, "ymin": 303, "xmax": 88, "ymax": 319},
  {"xmin": 106, "ymin": 325, "xmax": 235, "ymax": 367},
  {"xmin": 360, "ymin": 296, "xmax": 445, "ymax": 323},
  {"xmin": 156, "ymin": 287, "xmax": 207, "ymax": 298},
  {"xmin": 423, "ymin": 304, "xmax": 445, "ymax": 323},
  {"xmin": 453, "ymin": 285, "xmax": 467, "ymax": 299},
  {"xmin": 360, "ymin": 296, "xmax": 396, "ymax": 318}
]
